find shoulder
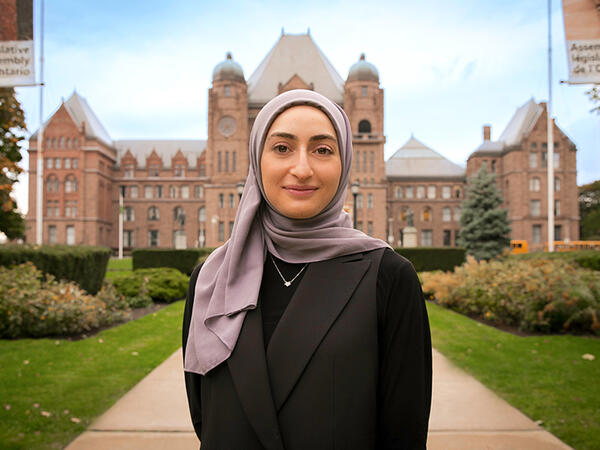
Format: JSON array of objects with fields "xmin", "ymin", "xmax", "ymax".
[{"xmin": 378, "ymin": 248, "xmax": 418, "ymax": 282}]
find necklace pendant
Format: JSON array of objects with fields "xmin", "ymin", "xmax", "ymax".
[{"xmin": 284, "ymin": 281, "xmax": 291, "ymax": 287}]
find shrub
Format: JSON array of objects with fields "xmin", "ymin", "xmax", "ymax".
[
  {"xmin": 511, "ymin": 251, "xmax": 600, "ymax": 271},
  {"xmin": 0, "ymin": 244, "xmax": 110, "ymax": 294},
  {"xmin": 422, "ymin": 256, "xmax": 600, "ymax": 335},
  {"xmin": 110, "ymin": 268, "xmax": 188, "ymax": 303},
  {"xmin": 132, "ymin": 248, "xmax": 214, "ymax": 275},
  {"xmin": 0, "ymin": 263, "xmax": 129, "ymax": 338},
  {"xmin": 394, "ymin": 247, "xmax": 466, "ymax": 272}
]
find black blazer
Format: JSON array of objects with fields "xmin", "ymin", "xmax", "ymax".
[{"xmin": 183, "ymin": 249, "xmax": 430, "ymax": 450}]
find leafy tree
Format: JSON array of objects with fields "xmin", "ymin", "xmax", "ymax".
[
  {"xmin": 0, "ymin": 88, "xmax": 26, "ymax": 240},
  {"xmin": 457, "ymin": 165, "xmax": 511, "ymax": 260},
  {"xmin": 586, "ymin": 86, "xmax": 600, "ymax": 115},
  {"xmin": 579, "ymin": 179, "xmax": 600, "ymax": 240}
]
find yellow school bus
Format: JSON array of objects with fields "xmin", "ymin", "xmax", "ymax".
[{"xmin": 510, "ymin": 240, "xmax": 528, "ymax": 254}]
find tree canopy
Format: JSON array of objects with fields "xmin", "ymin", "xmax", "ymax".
[
  {"xmin": 457, "ymin": 165, "xmax": 511, "ymax": 260},
  {"xmin": 0, "ymin": 88, "xmax": 26, "ymax": 240},
  {"xmin": 579, "ymin": 179, "xmax": 600, "ymax": 240}
]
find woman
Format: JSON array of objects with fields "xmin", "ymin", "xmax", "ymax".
[{"xmin": 183, "ymin": 89, "xmax": 432, "ymax": 449}]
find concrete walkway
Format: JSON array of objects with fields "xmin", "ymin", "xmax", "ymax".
[{"xmin": 66, "ymin": 348, "xmax": 571, "ymax": 450}]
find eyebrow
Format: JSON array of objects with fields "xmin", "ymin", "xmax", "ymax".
[{"xmin": 269, "ymin": 131, "xmax": 337, "ymax": 143}]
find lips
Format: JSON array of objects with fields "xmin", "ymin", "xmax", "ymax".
[{"xmin": 283, "ymin": 185, "xmax": 318, "ymax": 196}]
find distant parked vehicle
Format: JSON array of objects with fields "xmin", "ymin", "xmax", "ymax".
[
  {"xmin": 510, "ymin": 240, "xmax": 528, "ymax": 254},
  {"xmin": 544, "ymin": 241, "xmax": 600, "ymax": 252}
]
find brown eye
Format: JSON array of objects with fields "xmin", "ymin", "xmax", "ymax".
[
  {"xmin": 315, "ymin": 146, "xmax": 333, "ymax": 155},
  {"xmin": 274, "ymin": 144, "xmax": 289, "ymax": 153}
]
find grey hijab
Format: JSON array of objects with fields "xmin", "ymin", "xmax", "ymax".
[{"xmin": 184, "ymin": 89, "xmax": 389, "ymax": 375}]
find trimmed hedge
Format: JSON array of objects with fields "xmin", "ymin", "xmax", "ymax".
[
  {"xmin": 0, "ymin": 244, "xmax": 110, "ymax": 294},
  {"xmin": 511, "ymin": 251, "xmax": 600, "ymax": 271},
  {"xmin": 132, "ymin": 248, "xmax": 214, "ymax": 274},
  {"xmin": 394, "ymin": 247, "xmax": 466, "ymax": 272},
  {"xmin": 109, "ymin": 268, "xmax": 188, "ymax": 303}
]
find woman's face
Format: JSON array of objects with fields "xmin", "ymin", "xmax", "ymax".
[{"xmin": 260, "ymin": 105, "xmax": 342, "ymax": 219}]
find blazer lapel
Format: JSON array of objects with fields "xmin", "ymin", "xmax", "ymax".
[
  {"xmin": 266, "ymin": 253, "xmax": 371, "ymax": 412},
  {"xmin": 227, "ymin": 304, "xmax": 285, "ymax": 450}
]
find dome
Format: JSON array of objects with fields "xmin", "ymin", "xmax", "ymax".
[
  {"xmin": 347, "ymin": 53, "xmax": 379, "ymax": 82},
  {"xmin": 212, "ymin": 52, "xmax": 245, "ymax": 82}
]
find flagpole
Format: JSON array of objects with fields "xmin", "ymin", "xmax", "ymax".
[
  {"xmin": 35, "ymin": 0, "xmax": 45, "ymax": 245},
  {"xmin": 546, "ymin": 0, "xmax": 555, "ymax": 253}
]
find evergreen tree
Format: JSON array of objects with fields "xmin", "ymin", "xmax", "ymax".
[
  {"xmin": 457, "ymin": 165, "xmax": 511, "ymax": 260},
  {"xmin": 0, "ymin": 88, "xmax": 26, "ymax": 240},
  {"xmin": 579, "ymin": 179, "xmax": 600, "ymax": 239}
]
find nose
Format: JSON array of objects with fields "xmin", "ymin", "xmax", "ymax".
[{"xmin": 289, "ymin": 148, "xmax": 313, "ymax": 180}]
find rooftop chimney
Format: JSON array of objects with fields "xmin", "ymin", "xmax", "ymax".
[{"xmin": 483, "ymin": 125, "xmax": 491, "ymax": 141}]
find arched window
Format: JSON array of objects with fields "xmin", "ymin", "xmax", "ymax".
[
  {"xmin": 65, "ymin": 175, "xmax": 78, "ymax": 193},
  {"xmin": 148, "ymin": 206, "xmax": 160, "ymax": 220},
  {"xmin": 124, "ymin": 206, "xmax": 135, "ymax": 221},
  {"xmin": 174, "ymin": 206, "xmax": 185, "ymax": 222},
  {"xmin": 422, "ymin": 206, "xmax": 432, "ymax": 222},
  {"xmin": 198, "ymin": 206, "xmax": 206, "ymax": 222},
  {"xmin": 358, "ymin": 120, "xmax": 371, "ymax": 134}
]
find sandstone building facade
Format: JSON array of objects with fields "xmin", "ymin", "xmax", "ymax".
[{"xmin": 25, "ymin": 32, "xmax": 579, "ymax": 251}]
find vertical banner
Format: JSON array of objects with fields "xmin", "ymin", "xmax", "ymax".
[
  {"xmin": 0, "ymin": 0, "xmax": 35, "ymax": 86},
  {"xmin": 562, "ymin": 0, "xmax": 600, "ymax": 84}
]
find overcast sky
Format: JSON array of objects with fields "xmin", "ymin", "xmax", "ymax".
[{"xmin": 13, "ymin": 0, "xmax": 600, "ymax": 214}]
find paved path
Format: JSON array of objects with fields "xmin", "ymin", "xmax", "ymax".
[{"xmin": 66, "ymin": 348, "xmax": 571, "ymax": 450}]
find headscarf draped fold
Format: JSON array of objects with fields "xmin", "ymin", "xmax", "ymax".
[{"xmin": 184, "ymin": 89, "xmax": 389, "ymax": 375}]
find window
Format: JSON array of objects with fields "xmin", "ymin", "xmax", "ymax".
[
  {"xmin": 124, "ymin": 164, "xmax": 134, "ymax": 178},
  {"xmin": 442, "ymin": 207, "xmax": 451, "ymax": 222},
  {"xmin": 491, "ymin": 160, "xmax": 496, "ymax": 173},
  {"xmin": 218, "ymin": 152, "xmax": 222, "ymax": 172},
  {"xmin": 358, "ymin": 120, "xmax": 371, "ymax": 133},
  {"xmin": 174, "ymin": 230, "xmax": 187, "ymax": 249},
  {"xmin": 195, "ymin": 185, "xmax": 204, "ymax": 199},
  {"xmin": 416, "ymin": 186, "xmax": 425, "ymax": 199},
  {"xmin": 148, "ymin": 230, "xmax": 159, "ymax": 247},
  {"xmin": 72, "ymin": 158, "xmax": 78, "ymax": 169},
  {"xmin": 454, "ymin": 187, "xmax": 461, "ymax": 199},
  {"xmin": 199, "ymin": 163, "xmax": 206, "ymax": 177},
  {"xmin": 529, "ymin": 177, "xmax": 540, "ymax": 192},
  {"xmin": 395, "ymin": 186, "xmax": 402, "ymax": 199},
  {"xmin": 66, "ymin": 138, "xmax": 71, "ymax": 148},
  {"xmin": 367, "ymin": 194, "xmax": 373, "ymax": 209},
  {"xmin": 405, "ymin": 186, "xmax": 414, "ymax": 198},
  {"xmin": 224, "ymin": 85, "xmax": 231, "ymax": 96},
  {"xmin": 64, "ymin": 158, "xmax": 71, "ymax": 169},
  {"xmin": 229, "ymin": 193, "xmax": 235, "ymax": 208},
  {"xmin": 530, "ymin": 200, "xmax": 541, "ymax": 216},
  {"xmin": 361, "ymin": 86, "xmax": 367, "ymax": 97},
  {"xmin": 54, "ymin": 200, "xmax": 59, "ymax": 217},
  {"xmin": 66, "ymin": 226, "xmax": 75, "ymax": 245},
  {"xmin": 554, "ymin": 152, "xmax": 560, "ymax": 168},
  {"xmin": 124, "ymin": 230, "xmax": 134, "ymax": 247},
  {"xmin": 46, "ymin": 200, "xmax": 53, "ymax": 217},
  {"xmin": 59, "ymin": 137, "xmax": 65, "ymax": 148},
  {"xmin": 46, "ymin": 175, "xmax": 59, "ymax": 192},
  {"xmin": 65, "ymin": 200, "xmax": 77, "ymax": 217},
  {"xmin": 218, "ymin": 221, "xmax": 224, "ymax": 242},
  {"xmin": 356, "ymin": 152, "xmax": 360, "ymax": 172},
  {"xmin": 531, "ymin": 142, "xmax": 537, "ymax": 149},
  {"xmin": 130, "ymin": 185, "xmax": 139, "ymax": 198},
  {"xmin": 532, "ymin": 224, "xmax": 542, "ymax": 243},
  {"xmin": 442, "ymin": 186, "xmax": 451, "ymax": 199},
  {"xmin": 46, "ymin": 158, "xmax": 53, "ymax": 169},
  {"xmin": 370, "ymin": 152, "xmax": 374, "ymax": 173},
  {"xmin": 156, "ymin": 185, "xmax": 163, "ymax": 198},
  {"xmin": 229, "ymin": 221, "xmax": 234, "ymax": 238},
  {"xmin": 427, "ymin": 185, "xmax": 436, "ymax": 199},
  {"xmin": 169, "ymin": 185, "xmax": 177, "ymax": 198},
  {"xmin": 181, "ymin": 185, "xmax": 190, "ymax": 199},
  {"xmin": 198, "ymin": 206, "xmax": 206, "ymax": 222},
  {"xmin": 124, "ymin": 206, "xmax": 135, "ymax": 221},
  {"xmin": 149, "ymin": 164, "xmax": 160, "ymax": 177},
  {"xmin": 73, "ymin": 138, "xmax": 78, "ymax": 148},
  {"xmin": 51, "ymin": 138, "xmax": 56, "ymax": 148},
  {"xmin": 174, "ymin": 207, "xmax": 185, "ymax": 224},
  {"xmin": 54, "ymin": 158, "xmax": 61, "ymax": 169},
  {"xmin": 174, "ymin": 164, "xmax": 185, "ymax": 177},
  {"xmin": 421, "ymin": 230, "xmax": 433, "ymax": 246},
  {"xmin": 144, "ymin": 186, "xmax": 153, "ymax": 199},
  {"xmin": 356, "ymin": 221, "xmax": 363, "ymax": 232},
  {"xmin": 367, "ymin": 221, "xmax": 373, "ymax": 236},
  {"xmin": 529, "ymin": 152, "xmax": 537, "ymax": 168},
  {"xmin": 356, "ymin": 194, "xmax": 363, "ymax": 209},
  {"xmin": 148, "ymin": 206, "xmax": 159, "ymax": 220},
  {"xmin": 65, "ymin": 175, "xmax": 78, "ymax": 193},
  {"xmin": 232, "ymin": 152, "xmax": 237, "ymax": 172},
  {"xmin": 198, "ymin": 228, "xmax": 206, "ymax": 247},
  {"xmin": 48, "ymin": 225, "xmax": 57, "ymax": 244},
  {"xmin": 363, "ymin": 152, "xmax": 367, "ymax": 170},
  {"xmin": 554, "ymin": 225, "xmax": 562, "ymax": 241},
  {"xmin": 453, "ymin": 206, "xmax": 462, "ymax": 222},
  {"xmin": 225, "ymin": 151, "xmax": 229, "ymax": 172},
  {"xmin": 443, "ymin": 230, "xmax": 451, "ymax": 246},
  {"xmin": 554, "ymin": 200, "xmax": 560, "ymax": 216},
  {"xmin": 554, "ymin": 177, "xmax": 560, "ymax": 192},
  {"xmin": 219, "ymin": 193, "xmax": 224, "ymax": 208},
  {"xmin": 422, "ymin": 207, "xmax": 432, "ymax": 222}
]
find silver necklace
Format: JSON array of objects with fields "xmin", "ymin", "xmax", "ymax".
[{"xmin": 270, "ymin": 255, "xmax": 308, "ymax": 287}]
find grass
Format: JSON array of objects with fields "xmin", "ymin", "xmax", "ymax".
[
  {"xmin": 106, "ymin": 257, "xmax": 132, "ymax": 271},
  {"xmin": 0, "ymin": 300, "xmax": 185, "ymax": 450},
  {"xmin": 427, "ymin": 301, "xmax": 600, "ymax": 450}
]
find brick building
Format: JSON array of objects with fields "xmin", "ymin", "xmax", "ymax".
[{"xmin": 25, "ymin": 32, "xmax": 579, "ymax": 250}]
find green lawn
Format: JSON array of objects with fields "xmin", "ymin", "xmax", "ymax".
[
  {"xmin": 107, "ymin": 257, "xmax": 132, "ymax": 271},
  {"xmin": 427, "ymin": 302, "xmax": 600, "ymax": 450},
  {"xmin": 0, "ymin": 300, "xmax": 184, "ymax": 450}
]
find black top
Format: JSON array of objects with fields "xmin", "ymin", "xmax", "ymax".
[{"xmin": 183, "ymin": 248, "xmax": 432, "ymax": 449}]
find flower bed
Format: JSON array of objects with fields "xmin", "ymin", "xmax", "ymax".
[{"xmin": 422, "ymin": 256, "xmax": 600, "ymax": 335}]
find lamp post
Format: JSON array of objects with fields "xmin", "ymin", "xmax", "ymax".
[
  {"xmin": 236, "ymin": 181, "xmax": 244, "ymax": 201},
  {"xmin": 118, "ymin": 186, "xmax": 125, "ymax": 259},
  {"xmin": 351, "ymin": 181, "xmax": 359, "ymax": 229}
]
